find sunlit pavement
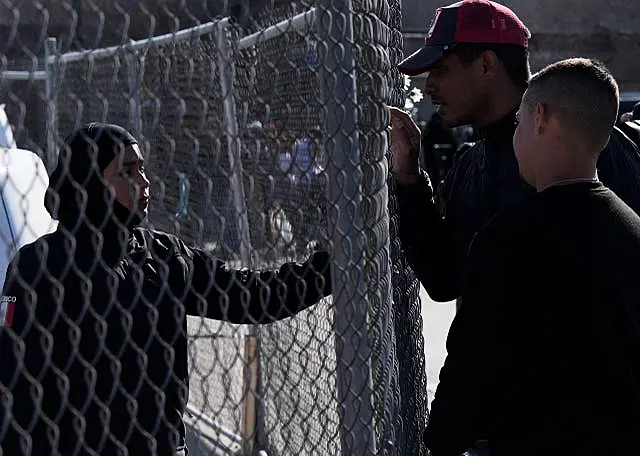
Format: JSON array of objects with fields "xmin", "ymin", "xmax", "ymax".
[
  {"xmin": 420, "ymin": 286, "xmax": 456, "ymax": 405},
  {"xmin": 183, "ymin": 285, "xmax": 457, "ymax": 455}
]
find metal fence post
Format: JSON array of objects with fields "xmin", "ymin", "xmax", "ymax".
[
  {"xmin": 44, "ymin": 37, "xmax": 58, "ymax": 171},
  {"xmin": 215, "ymin": 19, "xmax": 252, "ymax": 266},
  {"xmin": 215, "ymin": 19, "xmax": 262, "ymax": 456},
  {"xmin": 125, "ymin": 46, "xmax": 143, "ymax": 141},
  {"xmin": 316, "ymin": 2, "xmax": 377, "ymax": 455}
]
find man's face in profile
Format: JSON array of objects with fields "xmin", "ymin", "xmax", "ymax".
[
  {"xmin": 423, "ymin": 52, "xmax": 485, "ymax": 127},
  {"xmin": 102, "ymin": 143, "xmax": 150, "ymax": 218}
]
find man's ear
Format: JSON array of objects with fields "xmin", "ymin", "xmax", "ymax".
[
  {"xmin": 478, "ymin": 50, "xmax": 500, "ymax": 78},
  {"xmin": 534, "ymin": 102, "xmax": 549, "ymax": 135}
]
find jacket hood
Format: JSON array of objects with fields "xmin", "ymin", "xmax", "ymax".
[{"xmin": 45, "ymin": 123, "xmax": 142, "ymax": 231}]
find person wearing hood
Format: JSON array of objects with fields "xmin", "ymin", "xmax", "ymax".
[{"xmin": 0, "ymin": 123, "xmax": 332, "ymax": 455}]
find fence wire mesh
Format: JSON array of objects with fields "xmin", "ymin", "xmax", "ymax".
[{"xmin": 0, "ymin": 1, "xmax": 427, "ymax": 455}]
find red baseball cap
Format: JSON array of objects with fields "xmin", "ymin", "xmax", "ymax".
[{"xmin": 398, "ymin": 0, "xmax": 531, "ymax": 76}]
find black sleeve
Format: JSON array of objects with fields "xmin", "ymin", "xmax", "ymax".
[
  {"xmin": 0, "ymin": 251, "xmax": 57, "ymax": 455},
  {"xmin": 597, "ymin": 126, "xmax": 640, "ymax": 214},
  {"xmin": 178, "ymin": 242, "xmax": 332, "ymax": 324},
  {"xmin": 424, "ymin": 224, "xmax": 527, "ymax": 456},
  {"xmin": 396, "ymin": 169, "xmax": 460, "ymax": 301}
]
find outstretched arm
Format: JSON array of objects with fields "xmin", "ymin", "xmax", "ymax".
[{"xmin": 179, "ymin": 242, "xmax": 332, "ymax": 324}]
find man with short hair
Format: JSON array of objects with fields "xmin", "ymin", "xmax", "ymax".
[
  {"xmin": 389, "ymin": 0, "xmax": 640, "ymax": 305},
  {"xmin": 425, "ymin": 57, "xmax": 640, "ymax": 456},
  {"xmin": 514, "ymin": 59, "xmax": 621, "ymax": 186}
]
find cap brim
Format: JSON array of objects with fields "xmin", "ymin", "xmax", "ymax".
[{"xmin": 398, "ymin": 45, "xmax": 446, "ymax": 76}]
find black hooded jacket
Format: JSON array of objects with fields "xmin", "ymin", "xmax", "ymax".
[
  {"xmin": 397, "ymin": 110, "xmax": 640, "ymax": 302},
  {"xmin": 0, "ymin": 124, "xmax": 332, "ymax": 455}
]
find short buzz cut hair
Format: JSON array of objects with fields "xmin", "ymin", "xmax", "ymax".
[{"xmin": 524, "ymin": 58, "xmax": 619, "ymax": 153}]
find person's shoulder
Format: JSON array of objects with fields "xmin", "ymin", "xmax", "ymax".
[
  {"xmin": 590, "ymin": 187, "xmax": 640, "ymax": 257},
  {"xmin": 617, "ymin": 120, "xmax": 640, "ymax": 134},
  {"xmin": 582, "ymin": 186, "xmax": 640, "ymax": 241},
  {"xmin": 133, "ymin": 227, "xmax": 187, "ymax": 258},
  {"xmin": 607, "ymin": 124, "xmax": 640, "ymax": 152},
  {"xmin": 10, "ymin": 240, "xmax": 39, "ymax": 267},
  {"xmin": 13, "ymin": 230, "xmax": 65, "ymax": 260},
  {"xmin": 599, "ymin": 186, "xmax": 640, "ymax": 225},
  {"xmin": 615, "ymin": 121, "xmax": 640, "ymax": 150},
  {"xmin": 6, "ymin": 231, "xmax": 65, "ymax": 280},
  {"xmin": 470, "ymin": 201, "xmax": 534, "ymax": 254}
]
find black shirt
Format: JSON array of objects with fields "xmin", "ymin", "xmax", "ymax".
[{"xmin": 425, "ymin": 182, "xmax": 640, "ymax": 456}]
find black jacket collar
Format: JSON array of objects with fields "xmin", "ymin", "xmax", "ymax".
[{"xmin": 478, "ymin": 108, "xmax": 519, "ymax": 143}]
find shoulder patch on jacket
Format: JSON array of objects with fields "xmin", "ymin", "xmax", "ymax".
[{"xmin": 0, "ymin": 297, "xmax": 16, "ymax": 327}]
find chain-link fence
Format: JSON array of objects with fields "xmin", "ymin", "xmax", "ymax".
[{"xmin": 0, "ymin": 1, "xmax": 427, "ymax": 455}]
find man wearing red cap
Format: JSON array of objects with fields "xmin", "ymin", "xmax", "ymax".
[{"xmin": 389, "ymin": 0, "xmax": 640, "ymax": 454}]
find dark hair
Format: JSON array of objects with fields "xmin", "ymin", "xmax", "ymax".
[
  {"xmin": 525, "ymin": 58, "xmax": 619, "ymax": 152},
  {"xmin": 453, "ymin": 43, "xmax": 531, "ymax": 90}
]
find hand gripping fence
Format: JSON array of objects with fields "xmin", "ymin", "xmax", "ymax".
[{"xmin": 0, "ymin": 1, "xmax": 428, "ymax": 455}]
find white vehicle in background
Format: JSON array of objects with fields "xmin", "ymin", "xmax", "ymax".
[{"xmin": 0, "ymin": 104, "xmax": 57, "ymax": 288}]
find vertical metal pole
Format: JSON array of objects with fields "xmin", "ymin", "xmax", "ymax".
[
  {"xmin": 44, "ymin": 37, "xmax": 58, "ymax": 171},
  {"xmin": 125, "ymin": 48, "xmax": 143, "ymax": 141},
  {"xmin": 216, "ymin": 19, "xmax": 262, "ymax": 456},
  {"xmin": 72, "ymin": 0, "xmax": 83, "ymax": 47},
  {"xmin": 215, "ymin": 19, "xmax": 252, "ymax": 266},
  {"xmin": 316, "ymin": 2, "xmax": 377, "ymax": 455}
]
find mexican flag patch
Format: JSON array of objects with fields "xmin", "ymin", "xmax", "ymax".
[{"xmin": 0, "ymin": 298, "xmax": 15, "ymax": 327}]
